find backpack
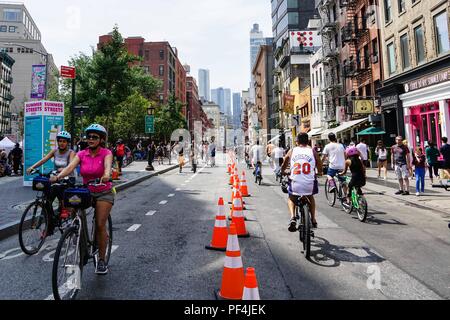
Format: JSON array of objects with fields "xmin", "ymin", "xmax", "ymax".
[{"xmin": 116, "ymin": 144, "xmax": 125, "ymax": 157}]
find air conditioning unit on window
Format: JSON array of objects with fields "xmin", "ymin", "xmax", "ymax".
[{"xmin": 372, "ymin": 55, "xmax": 379, "ymax": 64}]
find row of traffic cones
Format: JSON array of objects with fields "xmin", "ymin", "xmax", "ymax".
[{"xmin": 205, "ymin": 160, "xmax": 260, "ymax": 300}]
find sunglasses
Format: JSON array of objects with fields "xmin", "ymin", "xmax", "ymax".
[
  {"xmin": 57, "ymin": 139, "xmax": 68, "ymax": 143},
  {"xmin": 87, "ymin": 135, "xmax": 101, "ymax": 141}
]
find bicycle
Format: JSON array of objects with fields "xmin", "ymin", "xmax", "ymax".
[
  {"xmin": 281, "ymin": 177, "xmax": 315, "ymax": 260},
  {"xmin": 18, "ymin": 169, "xmax": 73, "ymax": 256},
  {"xmin": 324, "ymin": 175, "xmax": 347, "ymax": 208},
  {"xmin": 52, "ymin": 180, "xmax": 113, "ymax": 300},
  {"xmin": 254, "ymin": 162, "xmax": 263, "ymax": 185},
  {"xmin": 340, "ymin": 176, "xmax": 368, "ymax": 222}
]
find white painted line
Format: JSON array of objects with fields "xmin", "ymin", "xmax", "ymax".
[
  {"xmin": 146, "ymin": 210, "xmax": 157, "ymax": 216},
  {"xmin": 111, "ymin": 245, "xmax": 119, "ymax": 254},
  {"xmin": 175, "ymin": 188, "xmax": 181, "ymax": 191},
  {"xmin": 168, "ymin": 194, "xmax": 175, "ymax": 198},
  {"xmin": 185, "ymin": 180, "xmax": 190, "ymax": 183},
  {"xmin": 159, "ymin": 200, "xmax": 168, "ymax": 205},
  {"xmin": 127, "ymin": 224, "xmax": 141, "ymax": 232}
]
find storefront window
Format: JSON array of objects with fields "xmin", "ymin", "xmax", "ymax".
[
  {"xmin": 422, "ymin": 115, "xmax": 429, "ymax": 143},
  {"xmin": 430, "ymin": 113, "xmax": 437, "ymax": 144}
]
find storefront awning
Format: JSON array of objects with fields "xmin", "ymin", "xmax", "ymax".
[
  {"xmin": 321, "ymin": 118, "xmax": 368, "ymax": 140},
  {"xmin": 308, "ymin": 128, "xmax": 323, "ymax": 137},
  {"xmin": 357, "ymin": 127, "xmax": 386, "ymax": 136}
]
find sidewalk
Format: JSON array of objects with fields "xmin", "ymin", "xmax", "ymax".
[
  {"xmin": 0, "ymin": 160, "xmax": 177, "ymax": 240},
  {"xmin": 364, "ymin": 168, "xmax": 450, "ymax": 215}
]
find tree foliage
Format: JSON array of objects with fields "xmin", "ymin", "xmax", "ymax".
[{"xmin": 154, "ymin": 95, "xmax": 187, "ymax": 143}]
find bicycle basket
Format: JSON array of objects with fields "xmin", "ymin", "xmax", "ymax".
[
  {"xmin": 64, "ymin": 188, "xmax": 92, "ymax": 209},
  {"xmin": 32, "ymin": 176, "xmax": 51, "ymax": 192}
]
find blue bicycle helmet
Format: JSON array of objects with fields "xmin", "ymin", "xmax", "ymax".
[
  {"xmin": 85, "ymin": 124, "xmax": 107, "ymax": 138},
  {"xmin": 56, "ymin": 131, "xmax": 71, "ymax": 141}
]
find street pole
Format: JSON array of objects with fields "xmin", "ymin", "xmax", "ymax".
[
  {"xmin": 44, "ymin": 54, "xmax": 48, "ymax": 100},
  {"xmin": 71, "ymin": 79, "xmax": 76, "ymax": 145}
]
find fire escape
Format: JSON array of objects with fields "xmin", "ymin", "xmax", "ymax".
[
  {"xmin": 341, "ymin": 0, "xmax": 372, "ymax": 116},
  {"xmin": 318, "ymin": 0, "xmax": 341, "ymax": 123}
]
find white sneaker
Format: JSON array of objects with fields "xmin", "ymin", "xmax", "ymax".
[{"xmin": 416, "ymin": 192, "xmax": 420, "ymax": 197}]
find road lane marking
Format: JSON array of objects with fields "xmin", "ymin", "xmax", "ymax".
[
  {"xmin": 127, "ymin": 224, "xmax": 141, "ymax": 232},
  {"xmin": 168, "ymin": 194, "xmax": 175, "ymax": 197},
  {"xmin": 159, "ymin": 200, "xmax": 168, "ymax": 205},
  {"xmin": 175, "ymin": 188, "xmax": 181, "ymax": 191},
  {"xmin": 146, "ymin": 210, "xmax": 157, "ymax": 216},
  {"xmin": 111, "ymin": 245, "xmax": 119, "ymax": 254}
]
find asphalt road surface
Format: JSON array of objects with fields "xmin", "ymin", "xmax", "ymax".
[{"xmin": 0, "ymin": 156, "xmax": 448, "ymax": 300}]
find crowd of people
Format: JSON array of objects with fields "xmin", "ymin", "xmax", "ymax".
[{"xmin": 0, "ymin": 143, "xmax": 23, "ymax": 177}]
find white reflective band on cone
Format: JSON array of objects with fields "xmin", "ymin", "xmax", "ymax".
[
  {"xmin": 243, "ymin": 288, "xmax": 260, "ymax": 300},
  {"xmin": 217, "ymin": 206, "xmax": 225, "ymax": 216},
  {"xmin": 224, "ymin": 256, "xmax": 243, "ymax": 269},
  {"xmin": 215, "ymin": 219, "xmax": 227, "ymax": 228},
  {"xmin": 226, "ymin": 235, "xmax": 240, "ymax": 251},
  {"xmin": 232, "ymin": 210, "xmax": 244, "ymax": 218}
]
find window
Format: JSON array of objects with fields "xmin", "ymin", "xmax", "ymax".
[
  {"xmin": 372, "ymin": 39, "xmax": 379, "ymax": 63},
  {"xmin": 384, "ymin": 0, "xmax": 392, "ymax": 22},
  {"xmin": 414, "ymin": 25, "xmax": 425, "ymax": 63},
  {"xmin": 398, "ymin": 0, "xmax": 405, "ymax": 13},
  {"xmin": 434, "ymin": 11, "xmax": 450, "ymax": 55},
  {"xmin": 159, "ymin": 65, "xmax": 164, "ymax": 76},
  {"xmin": 143, "ymin": 66, "xmax": 150, "ymax": 74},
  {"xmin": 3, "ymin": 9, "xmax": 21, "ymax": 22},
  {"xmin": 8, "ymin": 26, "xmax": 16, "ymax": 33},
  {"xmin": 387, "ymin": 42, "xmax": 396, "ymax": 75},
  {"xmin": 400, "ymin": 34, "xmax": 410, "ymax": 69},
  {"xmin": 315, "ymin": 70, "xmax": 318, "ymax": 87},
  {"xmin": 311, "ymin": 73, "xmax": 315, "ymax": 88},
  {"xmin": 144, "ymin": 50, "xmax": 149, "ymax": 61},
  {"xmin": 0, "ymin": 25, "xmax": 6, "ymax": 32},
  {"xmin": 159, "ymin": 50, "xmax": 164, "ymax": 60},
  {"xmin": 320, "ymin": 68, "xmax": 323, "ymax": 85}
]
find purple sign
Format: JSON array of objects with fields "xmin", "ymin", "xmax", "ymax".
[{"xmin": 31, "ymin": 64, "xmax": 46, "ymax": 99}]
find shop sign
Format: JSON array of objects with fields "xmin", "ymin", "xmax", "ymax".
[
  {"xmin": 283, "ymin": 94, "xmax": 295, "ymax": 114},
  {"xmin": 354, "ymin": 100, "xmax": 374, "ymax": 114},
  {"xmin": 381, "ymin": 94, "xmax": 398, "ymax": 106},
  {"xmin": 404, "ymin": 68, "xmax": 450, "ymax": 93}
]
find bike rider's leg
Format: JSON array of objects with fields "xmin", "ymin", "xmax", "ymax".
[
  {"xmin": 307, "ymin": 195, "xmax": 317, "ymax": 226},
  {"xmin": 95, "ymin": 200, "xmax": 113, "ymax": 265},
  {"xmin": 287, "ymin": 196, "xmax": 297, "ymax": 232}
]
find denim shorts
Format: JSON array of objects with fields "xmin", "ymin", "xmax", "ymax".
[{"xmin": 327, "ymin": 168, "xmax": 343, "ymax": 177}]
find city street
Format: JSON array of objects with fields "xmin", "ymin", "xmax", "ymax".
[{"xmin": 0, "ymin": 154, "xmax": 448, "ymax": 300}]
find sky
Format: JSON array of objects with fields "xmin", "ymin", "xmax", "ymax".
[{"xmin": 22, "ymin": 0, "xmax": 273, "ymax": 95}]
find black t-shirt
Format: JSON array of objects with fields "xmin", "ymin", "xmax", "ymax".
[
  {"xmin": 10, "ymin": 147, "xmax": 22, "ymax": 160},
  {"xmin": 440, "ymin": 144, "xmax": 450, "ymax": 164}
]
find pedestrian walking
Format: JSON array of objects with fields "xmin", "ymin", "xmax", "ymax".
[
  {"xmin": 440, "ymin": 137, "xmax": 450, "ymax": 179},
  {"xmin": 208, "ymin": 137, "xmax": 217, "ymax": 167},
  {"xmin": 375, "ymin": 140, "xmax": 388, "ymax": 180},
  {"xmin": 356, "ymin": 138, "xmax": 370, "ymax": 168},
  {"xmin": 114, "ymin": 139, "xmax": 126, "ymax": 175},
  {"xmin": 425, "ymin": 141, "xmax": 440, "ymax": 184},
  {"xmin": 391, "ymin": 136, "xmax": 412, "ymax": 195},
  {"xmin": 8, "ymin": 143, "xmax": 23, "ymax": 175},
  {"xmin": 412, "ymin": 147, "xmax": 426, "ymax": 196},
  {"xmin": 146, "ymin": 141, "xmax": 156, "ymax": 171}
]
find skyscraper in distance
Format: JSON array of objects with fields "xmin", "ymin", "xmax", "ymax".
[
  {"xmin": 233, "ymin": 93, "xmax": 242, "ymax": 129},
  {"xmin": 198, "ymin": 69, "xmax": 210, "ymax": 101},
  {"xmin": 211, "ymin": 87, "xmax": 231, "ymax": 117}
]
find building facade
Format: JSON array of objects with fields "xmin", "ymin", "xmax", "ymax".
[
  {"xmin": 98, "ymin": 35, "xmax": 187, "ymax": 107},
  {"xmin": 0, "ymin": 51, "xmax": 14, "ymax": 136},
  {"xmin": 0, "ymin": 3, "xmax": 57, "ymax": 140},
  {"xmin": 202, "ymin": 102, "xmax": 221, "ymax": 130},
  {"xmin": 198, "ymin": 69, "xmax": 210, "ymax": 101},
  {"xmin": 211, "ymin": 87, "xmax": 232, "ymax": 117},
  {"xmin": 253, "ymin": 45, "xmax": 275, "ymax": 139},
  {"xmin": 250, "ymin": 24, "xmax": 273, "ymax": 103},
  {"xmin": 309, "ymin": 47, "xmax": 327, "ymax": 143},
  {"xmin": 378, "ymin": 0, "xmax": 450, "ymax": 149}
]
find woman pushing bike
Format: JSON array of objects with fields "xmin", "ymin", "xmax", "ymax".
[{"xmin": 50, "ymin": 124, "xmax": 114, "ymax": 275}]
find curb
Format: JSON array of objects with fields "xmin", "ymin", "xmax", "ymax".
[
  {"xmin": 363, "ymin": 182, "xmax": 450, "ymax": 217},
  {"xmin": 0, "ymin": 165, "xmax": 179, "ymax": 241}
]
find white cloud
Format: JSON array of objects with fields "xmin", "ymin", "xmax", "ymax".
[{"xmin": 21, "ymin": 0, "xmax": 272, "ymax": 93}]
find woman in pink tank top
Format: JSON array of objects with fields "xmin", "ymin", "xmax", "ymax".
[{"xmin": 51, "ymin": 124, "xmax": 114, "ymax": 275}]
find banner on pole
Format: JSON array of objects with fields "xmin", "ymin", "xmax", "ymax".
[{"xmin": 31, "ymin": 65, "xmax": 46, "ymax": 99}]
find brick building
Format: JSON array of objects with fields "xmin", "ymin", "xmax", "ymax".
[
  {"xmin": 186, "ymin": 76, "xmax": 212, "ymax": 136},
  {"xmin": 98, "ymin": 35, "xmax": 187, "ymax": 108}
]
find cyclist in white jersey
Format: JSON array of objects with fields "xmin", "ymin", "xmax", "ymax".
[{"xmin": 281, "ymin": 133, "xmax": 319, "ymax": 232}]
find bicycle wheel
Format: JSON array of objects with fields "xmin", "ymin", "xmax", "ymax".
[
  {"xmin": 18, "ymin": 201, "xmax": 48, "ymax": 255},
  {"xmin": 324, "ymin": 179, "xmax": 337, "ymax": 207},
  {"xmin": 52, "ymin": 226, "xmax": 82, "ymax": 301},
  {"xmin": 302, "ymin": 205, "xmax": 311, "ymax": 260},
  {"xmin": 356, "ymin": 196, "xmax": 368, "ymax": 222}
]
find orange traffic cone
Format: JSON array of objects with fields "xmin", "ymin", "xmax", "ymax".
[
  {"xmin": 243, "ymin": 268, "xmax": 260, "ymax": 300},
  {"xmin": 229, "ymin": 170, "xmax": 235, "ymax": 185},
  {"xmin": 240, "ymin": 171, "xmax": 250, "ymax": 197},
  {"xmin": 231, "ymin": 191, "xmax": 250, "ymax": 238},
  {"xmin": 112, "ymin": 168, "xmax": 120, "ymax": 180},
  {"xmin": 227, "ymin": 164, "xmax": 231, "ymax": 175},
  {"xmin": 206, "ymin": 198, "xmax": 228, "ymax": 252},
  {"xmin": 216, "ymin": 223, "xmax": 245, "ymax": 300}
]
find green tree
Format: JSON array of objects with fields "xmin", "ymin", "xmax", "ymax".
[
  {"xmin": 113, "ymin": 93, "xmax": 149, "ymax": 143},
  {"xmin": 154, "ymin": 95, "xmax": 187, "ymax": 142},
  {"xmin": 59, "ymin": 25, "xmax": 162, "ymax": 139}
]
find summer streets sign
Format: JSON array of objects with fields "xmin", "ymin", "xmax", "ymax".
[{"xmin": 145, "ymin": 115, "xmax": 155, "ymax": 134}]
